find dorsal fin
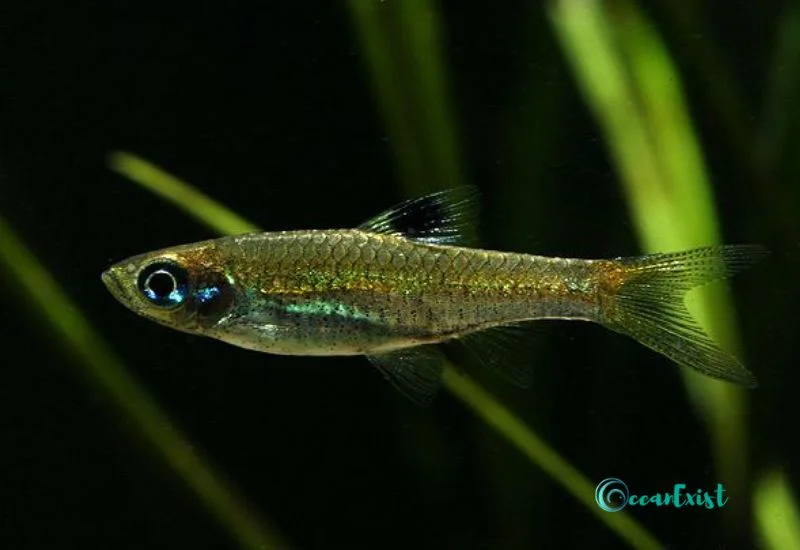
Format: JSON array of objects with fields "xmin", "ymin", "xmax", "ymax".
[{"xmin": 357, "ymin": 187, "xmax": 479, "ymax": 246}]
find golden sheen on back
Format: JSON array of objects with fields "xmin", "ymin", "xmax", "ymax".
[{"xmin": 102, "ymin": 187, "xmax": 766, "ymax": 404}]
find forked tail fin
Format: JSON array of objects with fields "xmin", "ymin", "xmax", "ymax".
[{"xmin": 598, "ymin": 245, "xmax": 767, "ymax": 388}]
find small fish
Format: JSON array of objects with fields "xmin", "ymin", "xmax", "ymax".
[{"xmin": 102, "ymin": 187, "xmax": 765, "ymax": 404}]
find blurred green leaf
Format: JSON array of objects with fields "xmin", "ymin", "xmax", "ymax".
[
  {"xmin": 109, "ymin": 152, "xmax": 259, "ymax": 234},
  {"xmin": 348, "ymin": 0, "xmax": 661, "ymax": 547},
  {"xmin": 757, "ymin": 3, "xmax": 800, "ymax": 171},
  {"xmin": 0, "ymin": 216, "xmax": 289, "ymax": 550},
  {"xmin": 108, "ymin": 151, "xmax": 663, "ymax": 550},
  {"xmin": 661, "ymin": 2, "xmax": 752, "ymax": 166},
  {"xmin": 755, "ymin": 1, "xmax": 800, "ymax": 245},
  {"xmin": 549, "ymin": 0, "xmax": 751, "ymax": 524},
  {"xmin": 444, "ymin": 368, "xmax": 662, "ymax": 550},
  {"xmin": 346, "ymin": 0, "xmax": 464, "ymax": 196},
  {"xmin": 755, "ymin": 469, "xmax": 800, "ymax": 550}
]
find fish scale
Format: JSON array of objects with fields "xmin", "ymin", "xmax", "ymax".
[
  {"xmin": 225, "ymin": 230, "xmax": 607, "ymax": 340},
  {"xmin": 102, "ymin": 187, "xmax": 765, "ymax": 404}
]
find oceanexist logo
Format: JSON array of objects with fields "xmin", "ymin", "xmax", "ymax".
[{"xmin": 594, "ymin": 478, "xmax": 729, "ymax": 512}]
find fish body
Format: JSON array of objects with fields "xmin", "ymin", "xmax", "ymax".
[
  {"xmin": 103, "ymin": 188, "xmax": 765, "ymax": 403},
  {"xmin": 105, "ymin": 229, "xmax": 601, "ymax": 355}
]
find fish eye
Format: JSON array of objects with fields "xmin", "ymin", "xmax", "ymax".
[{"xmin": 137, "ymin": 261, "xmax": 189, "ymax": 308}]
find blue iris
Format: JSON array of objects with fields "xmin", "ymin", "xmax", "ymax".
[{"xmin": 138, "ymin": 262, "xmax": 189, "ymax": 308}]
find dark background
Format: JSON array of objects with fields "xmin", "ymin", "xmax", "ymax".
[{"xmin": 1, "ymin": 2, "xmax": 797, "ymax": 549}]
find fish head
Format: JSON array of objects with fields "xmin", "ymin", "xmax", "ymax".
[{"xmin": 101, "ymin": 242, "xmax": 239, "ymax": 334}]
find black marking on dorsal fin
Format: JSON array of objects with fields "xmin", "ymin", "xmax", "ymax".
[
  {"xmin": 357, "ymin": 187, "xmax": 479, "ymax": 246},
  {"xmin": 366, "ymin": 345, "xmax": 445, "ymax": 406}
]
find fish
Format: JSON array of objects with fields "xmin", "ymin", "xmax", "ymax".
[{"xmin": 102, "ymin": 187, "xmax": 766, "ymax": 404}]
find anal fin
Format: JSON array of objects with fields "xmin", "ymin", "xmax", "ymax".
[
  {"xmin": 452, "ymin": 324, "xmax": 540, "ymax": 388},
  {"xmin": 366, "ymin": 346, "xmax": 445, "ymax": 406}
]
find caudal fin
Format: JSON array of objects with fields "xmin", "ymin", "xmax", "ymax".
[{"xmin": 599, "ymin": 245, "xmax": 767, "ymax": 388}]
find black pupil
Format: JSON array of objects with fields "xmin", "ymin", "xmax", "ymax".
[
  {"xmin": 147, "ymin": 271, "xmax": 175, "ymax": 298},
  {"xmin": 137, "ymin": 262, "xmax": 188, "ymax": 308}
]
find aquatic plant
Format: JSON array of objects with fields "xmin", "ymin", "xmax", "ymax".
[{"xmin": 1, "ymin": 1, "xmax": 798, "ymax": 548}]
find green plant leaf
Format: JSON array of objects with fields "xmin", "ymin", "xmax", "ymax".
[
  {"xmin": 0, "ymin": 215, "xmax": 289, "ymax": 550},
  {"xmin": 549, "ymin": 0, "xmax": 751, "ymax": 528},
  {"xmin": 108, "ymin": 151, "xmax": 665, "ymax": 550}
]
